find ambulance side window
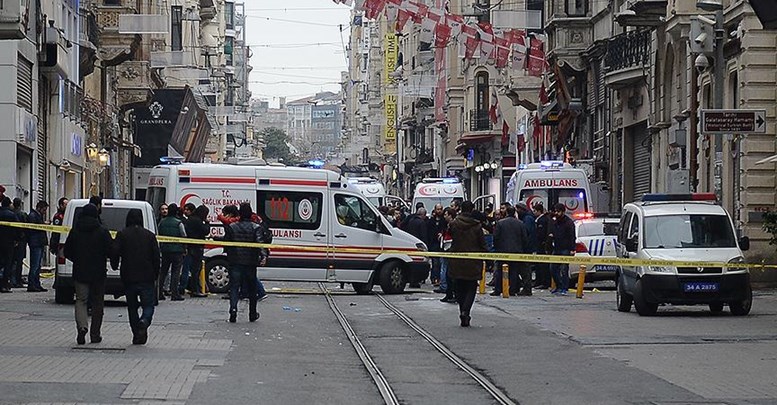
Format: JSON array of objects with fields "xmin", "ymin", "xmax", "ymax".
[
  {"xmin": 257, "ymin": 191, "xmax": 322, "ymax": 230},
  {"xmin": 334, "ymin": 194, "xmax": 378, "ymax": 232}
]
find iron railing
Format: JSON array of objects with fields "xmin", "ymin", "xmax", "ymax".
[
  {"xmin": 469, "ymin": 109, "xmax": 492, "ymax": 131},
  {"xmin": 605, "ymin": 30, "xmax": 651, "ymax": 73}
]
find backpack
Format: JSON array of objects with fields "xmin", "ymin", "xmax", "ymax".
[{"xmin": 259, "ymin": 220, "xmax": 273, "ymax": 244}]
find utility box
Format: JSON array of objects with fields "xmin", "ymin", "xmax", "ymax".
[{"xmin": 666, "ymin": 169, "xmax": 690, "ymax": 194}]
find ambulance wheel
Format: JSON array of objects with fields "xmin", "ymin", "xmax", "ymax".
[
  {"xmin": 729, "ymin": 285, "xmax": 752, "ymax": 316},
  {"xmin": 206, "ymin": 258, "xmax": 230, "ymax": 294},
  {"xmin": 379, "ymin": 262, "xmax": 406, "ymax": 294},
  {"xmin": 55, "ymin": 285, "xmax": 75, "ymax": 305},
  {"xmin": 633, "ymin": 279, "xmax": 658, "ymax": 316},
  {"xmin": 352, "ymin": 281, "xmax": 373, "ymax": 295}
]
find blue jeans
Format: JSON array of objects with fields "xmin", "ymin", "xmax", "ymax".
[
  {"xmin": 430, "ymin": 257, "xmax": 442, "ymax": 282},
  {"xmin": 125, "ymin": 282, "xmax": 155, "ymax": 331},
  {"xmin": 551, "ymin": 251, "xmax": 572, "ymax": 292},
  {"xmin": 439, "ymin": 258, "xmax": 449, "ymax": 291},
  {"xmin": 179, "ymin": 254, "xmax": 192, "ymax": 294},
  {"xmin": 28, "ymin": 246, "xmax": 44, "ymax": 289},
  {"xmin": 229, "ymin": 264, "xmax": 257, "ymax": 313}
]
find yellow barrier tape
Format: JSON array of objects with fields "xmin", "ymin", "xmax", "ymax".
[{"xmin": 2, "ymin": 220, "xmax": 776, "ymax": 270}]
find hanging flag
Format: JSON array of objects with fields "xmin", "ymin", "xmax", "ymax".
[
  {"xmin": 510, "ymin": 31, "xmax": 526, "ymax": 70},
  {"xmin": 501, "ymin": 119, "xmax": 510, "ymax": 146},
  {"xmin": 526, "ymin": 36, "xmax": 545, "ymax": 77},
  {"xmin": 539, "ymin": 77, "xmax": 549, "ymax": 105},
  {"xmin": 447, "ymin": 13, "xmax": 463, "ymax": 38},
  {"xmin": 508, "ymin": 128, "xmax": 518, "ymax": 154},
  {"xmin": 411, "ymin": 1, "xmax": 428, "ymax": 23},
  {"xmin": 434, "ymin": 46, "xmax": 447, "ymax": 123},
  {"xmin": 386, "ymin": 0, "xmax": 402, "ymax": 22},
  {"xmin": 477, "ymin": 22, "xmax": 494, "ymax": 60},
  {"xmin": 435, "ymin": 22, "xmax": 452, "ymax": 48},
  {"xmin": 532, "ymin": 112, "xmax": 542, "ymax": 151},
  {"xmin": 494, "ymin": 35, "xmax": 510, "ymax": 68},
  {"xmin": 489, "ymin": 90, "xmax": 499, "ymax": 124},
  {"xmin": 420, "ymin": 15, "xmax": 437, "ymax": 44}
]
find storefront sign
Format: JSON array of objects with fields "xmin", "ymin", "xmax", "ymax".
[{"xmin": 384, "ymin": 93, "xmax": 397, "ymax": 154}]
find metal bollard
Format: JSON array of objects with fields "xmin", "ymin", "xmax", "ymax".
[
  {"xmin": 575, "ymin": 264, "xmax": 586, "ymax": 299},
  {"xmin": 501, "ymin": 263, "xmax": 509, "ymax": 298},
  {"xmin": 478, "ymin": 262, "xmax": 486, "ymax": 294},
  {"xmin": 200, "ymin": 260, "xmax": 208, "ymax": 295},
  {"xmin": 550, "ymin": 277, "xmax": 556, "ymax": 292}
]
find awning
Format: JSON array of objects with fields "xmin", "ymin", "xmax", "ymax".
[
  {"xmin": 755, "ymin": 154, "xmax": 777, "ymax": 165},
  {"xmin": 455, "ymin": 131, "xmax": 500, "ymax": 152}
]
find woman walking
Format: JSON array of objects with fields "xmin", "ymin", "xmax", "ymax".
[
  {"xmin": 447, "ymin": 201, "xmax": 488, "ymax": 327},
  {"xmin": 64, "ymin": 204, "xmax": 113, "ymax": 344}
]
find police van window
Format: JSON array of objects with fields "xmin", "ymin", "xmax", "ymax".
[
  {"xmin": 335, "ymin": 194, "xmax": 378, "ymax": 232},
  {"xmin": 644, "ymin": 215, "xmax": 736, "ymax": 249},
  {"xmin": 627, "ymin": 214, "xmax": 639, "ymax": 241},
  {"xmin": 257, "ymin": 191, "xmax": 322, "ymax": 230},
  {"xmin": 73, "ymin": 206, "xmax": 134, "ymax": 232},
  {"xmin": 618, "ymin": 212, "xmax": 633, "ymax": 242}
]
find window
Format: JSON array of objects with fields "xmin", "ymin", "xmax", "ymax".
[
  {"xmin": 618, "ymin": 211, "xmax": 633, "ymax": 243},
  {"xmin": 334, "ymin": 194, "xmax": 378, "ymax": 232},
  {"xmin": 225, "ymin": 37, "xmax": 234, "ymax": 66},
  {"xmin": 74, "ymin": 206, "xmax": 139, "ymax": 232},
  {"xmin": 145, "ymin": 187, "xmax": 167, "ymax": 219},
  {"xmin": 644, "ymin": 215, "xmax": 736, "ymax": 249},
  {"xmin": 171, "ymin": 6, "xmax": 182, "ymax": 51},
  {"xmin": 224, "ymin": 1, "xmax": 235, "ymax": 30},
  {"xmin": 103, "ymin": 0, "xmax": 120, "ymax": 5},
  {"xmin": 627, "ymin": 213, "xmax": 639, "ymax": 241},
  {"xmin": 566, "ymin": 0, "xmax": 587, "ymax": 16},
  {"xmin": 257, "ymin": 191, "xmax": 322, "ymax": 230}
]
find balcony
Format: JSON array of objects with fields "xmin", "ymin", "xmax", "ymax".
[
  {"xmin": 469, "ymin": 110, "xmax": 492, "ymax": 132},
  {"xmin": 79, "ymin": 9, "xmax": 100, "ymax": 79},
  {"xmin": 0, "ymin": 0, "xmax": 27, "ymax": 39},
  {"xmin": 95, "ymin": 5, "xmax": 137, "ymax": 32},
  {"xmin": 456, "ymin": 110, "xmax": 500, "ymax": 152},
  {"xmin": 604, "ymin": 30, "xmax": 651, "ymax": 89}
]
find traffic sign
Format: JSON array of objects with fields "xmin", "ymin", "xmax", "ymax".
[{"xmin": 700, "ymin": 109, "xmax": 767, "ymax": 134}]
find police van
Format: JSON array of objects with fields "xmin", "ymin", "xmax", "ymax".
[
  {"xmin": 615, "ymin": 193, "xmax": 752, "ymax": 316},
  {"xmin": 507, "ymin": 161, "xmax": 592, "ymax": 217},
  {"xmin": 145, "ymin": 163, "xmax": 429, "ymax": 294}
]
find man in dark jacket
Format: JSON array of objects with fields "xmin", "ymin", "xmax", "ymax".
[
  {"xmin": 448, "ymin": 201, "xmax": 488, "ymax": 327},
  {"xmin": 158, "ymin": 203, "xmax": 187, "ymax": 301},
  {"xmin": 64, "ymin": 204, "xmax": 113, "ymax": 345},
  {"xmin": 10, "ymin": 198, "xmax": 28, "ymax": 288},
  {"xmin": 49, "ymin": 197, "xmax": 68, "ymax": 255},
  {"xmin": 26, "ymin": 200, "xmax": 49, "ymax": 292},
  {"xmin": 491, "ymin": 205, "xmax": 529, "ymax": 296},
  {"xmin": 224, "ymin": 203, "xmax": 269, "ymax": 323},
  {"xmin": 428, "ymin": 204, "xmax": 446, "ymax": 288},
  {"xmin": 112, "ymin": 209, "xmax": 161, "ymax": 345},
  {"xmin": 549, "ymin": 203, "xmax": 576, "ymax": 296},
  {"xmin": 0, "ymin": 197, "xmax": 21, "ymax": 293},
  {"xmin": 181, "ymin": 204, "xmax": 210, "ymax": 297},
  {"xmin": 403, "ymin": 207, "xmax": 428, "ymax": 288},
  {"xmin": 533, "ymin": 203, "xmax": 553, "ymax": 289}
]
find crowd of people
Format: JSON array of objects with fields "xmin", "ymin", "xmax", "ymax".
[{"xmin": 379, "ymin": 198, "xmax": 577, "ymax": 327}]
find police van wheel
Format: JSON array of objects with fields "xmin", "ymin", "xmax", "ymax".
[
  {"xmin": 633, "ymin": 279, "xmax": 658, "ymax": 316},
  {"xmin": 708, "ymin": 302, "xmax": 724, "ymax": 313},
  {"xmin": 206, "ymin": 259, "xmax": 230, "ymax": 294},
  {"xmin": 729, "ymin": 286, "xmax": 752, "ymax": 316},
  {"xmin": 616, "ymin": 276, "xmax": 632, "ymax": 312},
  {"xmin": 352, "ymin": 282, "xmax": 373, "ymax": 295},
  {"xmin": 379, "ymin": 262, "xmax": 406, "ymax": 294},
  {"xmin": 55, "ymin": 285, "xmax": 75, "ymax": 305}
]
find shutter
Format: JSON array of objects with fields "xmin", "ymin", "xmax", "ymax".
[
  {"xmin": 597, "ymin": 59, "xmax": 605, "ymax": 106},
  {"xmin": 17, "ymin": 56, "xmax": 33, "ymax": 113},
  {"xmin": 36, "ymin": 78, "xmax": 48, "ymax": 203},
  {"xmin": 632, "ymin": 126, "xmax": 651, "ymax": 201}
]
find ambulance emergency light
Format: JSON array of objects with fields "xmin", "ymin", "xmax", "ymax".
[
  {"xmin": 540, "ymin": 160, "xmax": 564, "ymax": 169},
  {"xmin": 641, "ymin": 193, "xmax": 717, "ymax": 202}
]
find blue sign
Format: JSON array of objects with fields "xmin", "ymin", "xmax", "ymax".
[
  {"xmin": 466, "ymin": 148, "xmax": 474, "ymax": 161},
  {"xmin": 70, "ymin": 133, "xmax": 83, "ymax": 157}
]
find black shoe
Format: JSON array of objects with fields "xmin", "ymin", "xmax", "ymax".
[
  {"xmin": 136, "ymin": 320, "xmax": 148, "ymax": 344},
  {"xmin": 489, "ymin": 291, "xmax": 501, "ymax": 296},
  {"xmin": 190, "ymin": 292, "xmax": 207, "ymax": 298},
  {"xmin": 171, "ymin": 296, "xmax": 185, "ymax": 301},
  {"xmin": 90, "ymin": 335, "xmax": 102, "ymax": 344},
  {"xmin": 433, "ymin": 288, "xmax": 446, "ymax": 294},
  {"xmin": 459, "ymin": 314, "xmax": 471, "ymax": 327},
  {"xmin": 158, "ymin": 294, "xmax": 166, "ymax": 301},
  {"xmin": 441, "ymin": 297, "xmax": 457, "ymax": 303},
  {"xmin": 39, "ymin": 287, "xmax": 48, "ymax": 292},
  {"xmin": 76, "ymin": 328, "xmax": 87, "ymax": 345},
  {"xmin": 517, "ymin": 290, "xmax": 532, "ymax": 296},
  {"xmin": 0, "ymin": 287, "xmax": 12, "ymax": 293},
  {"xmin": 249, "ymin": 312, "xmax": 259, "ymax": 322},
  {"xmin": 229, "ymin": 310, "xmax": 237, "ymax": 323}
]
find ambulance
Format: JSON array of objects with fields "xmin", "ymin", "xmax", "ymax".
[
  {"xmin": 507, "ymin": 161, "xmax": 592, "ymax": 216},
  {"xmin": 346, "ymin": 177, "xmax": 406, "ymax": 209},
  {"xmin": 412, "ymin": 178, "xmax": 466, "ymax": 211},
  {"xmin": 145, "ymin": 163, "xmax": 429, "ymax": 294}
]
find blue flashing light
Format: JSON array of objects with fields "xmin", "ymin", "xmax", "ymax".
[
  {"xmin": 578, "ymin": 192, "xmax": 585, "ymax": 199},
  {"xmin": 517, "ymin": 164, "xmax": 528, "ymax": 170},
  {"xmin": 442, "ymin": 178, "xmax": 460, "ymax": 184},
  {"xmin": 308, "ymin": 159, "xmax": 325, "ymax": 167},
  {"xmin": 540, "ymin": 160, "xmax": 564, "ymax": 169},
  {"xmin": 641, "ymin": 193, "xmax": 717, "ymax": 202},
  {"xmin": 160, "ymin": 156, "xmax": 184, "ymax": 165}
]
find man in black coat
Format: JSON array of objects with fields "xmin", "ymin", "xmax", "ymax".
[
  {"xmin": 402, "ymin": 207, "xmax": 429, "ymax": 288},
  {"xmin": 491, "ymin": 205, "xmax": 529, "ymax": 296},
  {"xmin": 224, "ymin": 203, "xmax": 269, "ymax": 323},
  {"xmin": 549, "ymin": 203, "xmax": 576, "ymax": 295},
  {"xmin": 64, "ymin": 204, "xmax": 113, "ymax": 345},
  {"xmin": 0, "ymin": 197, "xmax": 21, "ymax": 293},
  {"xmin": 427, "ymin": 204, "xmax": 447, "ymax": 288},
  {"xmin": 112, "ymin": 209, "xmax": 161, "ymax": 345},
  {"xmin": 182, "ymin": 204, "xmax": 210, "ymax": 297}
]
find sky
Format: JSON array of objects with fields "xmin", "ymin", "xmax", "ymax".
[{"xmin": 244, "ymin": 1, "xmax": 352, "ymax": 108}]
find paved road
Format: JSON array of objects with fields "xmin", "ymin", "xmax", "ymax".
[{"xmin": 1, "ymin": 277, "xmax": 775, "ymax": 404}]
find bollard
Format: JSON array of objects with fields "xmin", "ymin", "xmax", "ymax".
[
  {"xmin": 478, "ymin": 262, "xmax": 487, "ymax": 294},
  {"xmin": 200, "ymin": 260, "xmax": 208, "ymax": 295},
  {"xmin": 501, "ymin": 263, "xmax": 509, "ymax": 298},
  {"xmin": 550, "ymin": 277, "xmax": 556, "ymax": 292},
  {"xmin": 575, "ymin": 265, "xmax": 586, "ymax": 299}
]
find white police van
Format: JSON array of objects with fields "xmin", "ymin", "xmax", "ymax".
[
  {"xmin": 145, "ymin": 162, "xmax": 429, "ymax": 295},
  {"xmin": 615, "ymin": 193, "xmax": 752, "ymax": 316}
]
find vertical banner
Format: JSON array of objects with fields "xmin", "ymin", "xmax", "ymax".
[
  {"xmin": 434, "ymin": 46, "xmax": 446, "ymax": 124},
  {"xmin": 384, "ymin": 33, "xmax": 398, "ymax": 85},
  {"xmin": 384, "ymin": 93, "xmax": 397, "ymax": 154}
]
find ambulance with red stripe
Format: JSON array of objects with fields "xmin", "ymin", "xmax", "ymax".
[
  {"xmin": 145, "ymin": 163, "xmax": 430, "ymax": 294},
  {"xmin": 507, "ymin": 161, "xmax": 592, "ymax": 217}
]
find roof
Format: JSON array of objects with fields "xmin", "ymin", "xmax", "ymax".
[
  {"xmin": 630, "ymin": 201, "xmax": 728, "ymax": 217},
  {"xmin": 155, "ymin": 163, "xmax": 342, "ymax": 182}
]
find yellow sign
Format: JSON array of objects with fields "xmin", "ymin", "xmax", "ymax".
[
  {"xmin": 384, "ymin": 93, "xmax": 397, "ymax": 154},
  {"xmin": 384, "ymin": 33, "xmax": 398, "ymax": 85}
]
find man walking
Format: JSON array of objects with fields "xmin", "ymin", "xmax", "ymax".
[
  {"xmin": 112, "ymin": 209, "xmax": 161, "ymax": 345},
  {"xmin": 549, "ymin": 203, "xmax": 576, "ymax": 296},
  {"xmin": 0, "ymin": 197, "xmax": 21, "ymax": 293},
  {"xmin": 182, "ymin": 204, "xmax": 210, "ymax": 297},
  {"xmin": 491, "ymin": 205, "xmax": 528, "ymax": 296},
  {"xmin": 26, "ymin": 200, "xmax": 49, "ymax": 292},
  {"xmin": 224, "ymin": 203, "xmax": 269, "ymax": 323},
  {"xmin": 158, "ymin": 203, "xmax": 187, "ymax": 301},
  {"xmin": 428, "ymin": 204, "xmax": 446, "ymax": 287},
  {"xmin": 64, "ymin": 204, "xmax": 112, "ymax": 344},
  {"xmin": 448, "ymin": 201, "xmax": 488, "ymax": 327}
]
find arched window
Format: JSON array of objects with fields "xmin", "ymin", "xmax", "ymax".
[{"xmin": 475, "ymin": 72, "xmax": 489, "ymax": 130}]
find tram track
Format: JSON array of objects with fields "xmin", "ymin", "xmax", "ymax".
[{"xmin": 319, "ymin": 283, "xmax": 517, "ymax": 405}]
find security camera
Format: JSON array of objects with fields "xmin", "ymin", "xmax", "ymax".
[
  {"xmin": 694, "ymin": 32, "xmax": 707, "ymax": 44},
  {"xmin": 694, "ymin": 54, "xmax": 710, "ymax": 72}
]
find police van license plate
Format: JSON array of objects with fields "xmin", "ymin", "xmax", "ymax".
[
  {"xmin": 593, "ymin": 265, "xmax": 619, "ymax": 272},
  {"xmin": 683, "ymin": 282, "xmax": 719, "ymax": 293}
]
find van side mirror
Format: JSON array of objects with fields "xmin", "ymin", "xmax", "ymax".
[
  {"xmin": 625, "ymin": 238, "xmax": 638, "ymax": 253},
  {"xmin": 739, "ymin": 236, "xmax": 750, "ymax": 251}
]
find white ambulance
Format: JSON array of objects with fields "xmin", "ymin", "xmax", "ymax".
[
  {"xmin": 412, "ymin": 178, "xmax": 466, "ymax": 212},
  {"xmin": 507, "ymin": 161, "xmax": 592, "ymax": 216},
  {"xmin": 145, "ymin": 163, "xmax": 429, "ymax": 294},
  {"xmin": 346, "ymin": 177, "xmax": 407, "ymax": 209}
]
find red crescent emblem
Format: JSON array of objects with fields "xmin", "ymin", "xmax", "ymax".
[{"xmin": 180, "ymin": 193, "xmax": 199, "ymax": 207}]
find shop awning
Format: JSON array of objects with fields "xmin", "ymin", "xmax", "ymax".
[{"xmin": 455, "ymin": 131, "xmax": 500, "ymax": 152}]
